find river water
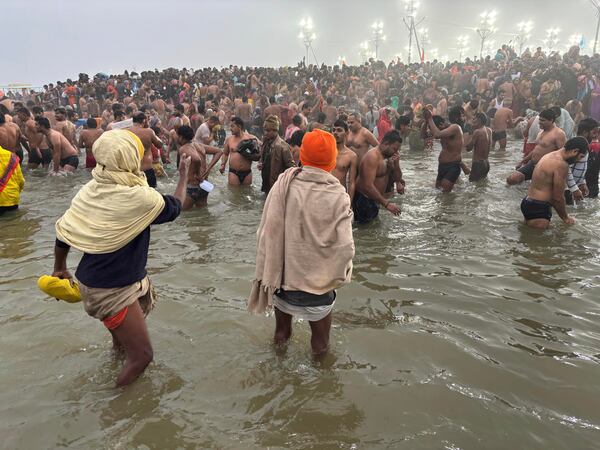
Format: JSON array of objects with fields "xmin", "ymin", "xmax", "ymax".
[{"xmin": 1, "ymin": 141, "xmax": 599, "ymax": 449}]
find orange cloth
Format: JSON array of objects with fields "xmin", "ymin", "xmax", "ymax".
[
  {"xmin": 300, "ymin": 129, "xmax": 337, "ymax": 172},
  {"xmin": 103, "ymin": 306, "xmax": 128, "ymax": 330}
]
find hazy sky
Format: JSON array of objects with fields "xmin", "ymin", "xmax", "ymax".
[{"xmin": 2, "ymin": 0, "xmax": 596, "ymax": 87}]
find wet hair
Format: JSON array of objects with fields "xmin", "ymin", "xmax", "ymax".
[
  {"xmin": 175, "ymin": 104, "xmax": 184, "ymax": 113},
  {"xmin": 231, "ymin": 116, "xmax": 245, "ymax": 130},
  {"xmin": 86, "ymin": 118, "xmax": 97, "ymax": 128},
  {"xmin": 32, "ymin": 106, "xmax": 43, "ymax": 115},
  {"xmin": 550, "ymin": 106, "xmax": 562, "ymax": 118},
  {"xmin": 292, "ymin": 114, "xmax": 303, "ymax": 126},
  {"xmin": 16, "ymin": 107, "xmax": 30, "ymax": 117},
  {"xmin": 395, "ymin": 115, "xmax": 411, "ymax": 128},
  {"xmin": 448, "ymin": 106, "xmax": 465, "ymax": 124},
  {"xmin": 125, "ymin": 106, "xmax": 134, "ymax": 115},
  {"xmin": 0, "ymin": 113, "xmax": 5, "ymax": 125},
  {"xmin": 565, "ymin": 136, "xmax": 589, "ymax": 155},
  {"xmin": 432, "ymin": 115, "xmax": 445, "ymax": 128},
  {"xmin": 475, "ymin": 112, "xmax": 488, "ymax": 126},
  {"xmin": 269, "ymin": 96, "xmax": 276, "ymax": 104},
  {"xmin": 316, "ymin": 112, "xmax": 326, "ymax": 123},
  {"xmin": 290, "ymin": 129, "xmax": 305, "ymax": 147},
  {"xmin": 177, "ymin": 125, "xmax": 195, "ymax": 141},
  {"xmin": 242, "ymin": 96, "xmax": 248, "ymax": 102},
  {"xmin": 67, "ymin": 110, "xmax": 76, "ymax": 119},
  {"xmin": 577, "ymin": 118, "xmax": 599, "ymax": 136},
  {"xmin": 469, "ymin": 99, "xmax": 480, "ymax": 109},
  {"xmin": 208, "ymin": 115, "xmax": 219, "ymax": 123},
  {"xmin": 381, "ymin": 130, "xmax": 402, "ymax": 145},
  {"xmin": 114, "ymin": 110, "xmax": 125, "ymax": 120},
  {"xmin": 132, "ymin": 112, "xmax": 146, "ymax": 123},
  {"xmin": 539, "ymin": 109, "xmax": 557, "ymax": 122},
  {"xmin": 54, "ymin": 107, "xmax": 66, "ymax": 115},
  {"xmin": 112, "ymin": 103, "xmax": 123, "ymax": 113},
  {"xmin": 35, "ymin": 116, "xmax": 51, "ymax": 129},
  {"xmin": 333, "ymin": 119, "xmax": 348, "ymax": 132}
]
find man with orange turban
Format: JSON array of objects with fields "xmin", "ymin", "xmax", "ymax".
[{"xmin": 248, "ymin": 129, "xmax": 354, "ymax": 357}]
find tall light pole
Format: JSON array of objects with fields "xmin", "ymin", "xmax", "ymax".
[
  {"xmin": 371, "ymin": 21, "xmax": 386, "ymax": 60},
  {"xmin": 457, "ymin": 35, "xmax": 470, "ymax": 62},
  {"xmin": 418, "ymin": 27, "xmax": 429, "ymax": 61},
  {"xmin": 591, "ymin": 0, "xmax": 600, "ymax": 54},
  {"xmin": 359, "ymin": 41, "xmax": 374, "ymax": 63},
  {"xmin": 476, "ymin": 10, "xmax": 498, "ymax": 59},
  {"xmin": 298, "ymin": 17, "xmax": 316, "ymax": 66},
  {"xmin": 515, "ymin": 20, "xmax": 534, "ymax": 55},
  {"xmin": 403, "ymin": 0, "xmax": 424, "ymax": 64},
  {"xmin": 544, "ymin": 27, "xmax": 561, "ymax": 53}
]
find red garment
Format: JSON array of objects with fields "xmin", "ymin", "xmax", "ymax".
[
  {"xmin": 103, "ymin": 306, "xmax": 128, "ymax": 330},
  {"xmin": 523, "ymin": 138, "xmax": 536, "ymax": 156},
  {"xmin": 377, "ymin": 109, "xmax": 392, "ymax": 143},
  {"xmin": 590, "ymin": 141, "xmax": 600, "ymax": 154},
  {"xmin": 85, "ymin": 154, "xmax": 96, "ymax": 169}
]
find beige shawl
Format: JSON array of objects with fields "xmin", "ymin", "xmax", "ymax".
[
  {"xmin": 248, "ymin": 166, "xmax": 354, "ymax": 314},
  {"xmin": 55, "ymin": 130, "xmax": 165, "ymax": 254}
]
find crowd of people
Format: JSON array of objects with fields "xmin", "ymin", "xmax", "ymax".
[{"xmin": 2, "ymin": 42, "xmax": 599, "ymax": 386}]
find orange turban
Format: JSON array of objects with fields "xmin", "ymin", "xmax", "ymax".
[{"xmin": 300, "ymin": 129, "xmax": 337, "ymax": 172}]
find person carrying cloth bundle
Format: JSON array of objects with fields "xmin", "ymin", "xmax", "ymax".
[
  {"xmin": 248, "ymin": 128, "xmax": 354, "ymax": 357},
  {"xmin": 50, "ymin": 130, "xmax": 190, "ymax": 387},
  {"xmin": 0, "ymin": 144, "xmax": 25, "ymax": 215}
]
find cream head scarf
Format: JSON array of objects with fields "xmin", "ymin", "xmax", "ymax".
[{"xmin": 55, "ymin": 130, "xmax": 165, "ymax": 254}]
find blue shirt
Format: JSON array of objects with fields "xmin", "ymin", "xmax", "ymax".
[{"xmin": 56, "ymin": 195, "xmax": 181, "ymax": 289}]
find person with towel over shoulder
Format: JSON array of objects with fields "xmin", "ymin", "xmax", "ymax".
[
  {"xmin": 248, "ymin": 128, "xmax": 355, "ymax": 357},
  {"xmin": 50, "ymin": 129, "xmax": 191, "ymax": 387}
]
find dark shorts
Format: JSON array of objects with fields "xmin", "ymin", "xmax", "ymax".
[
  {"xmin": 186, "ymin": 186, "xmax": 209, "ymax": 202},
  {"xmin": 492, "ymin": 130, "xmax": 507, "ymax": 141},
  {"xmin": 469, "ymin": 159, "xmax": 490, "ymax": 182},
  {"xmin": 437, "ymin": 161, "xmax": 461, "ymax": 184},
  {"xmin": 352, "ymin": 191, "xmax": 379, "ymax": 224},
  {"xmin": 60, "ymin": 155, "xmax": 79, "ymax": 169},
  {"xmin": 16, "ymin": 149, "xmax": 24, "ymax": 165},
  {"xmin": 0, "ymin": 205, "xmax": 18, "ymax": 215},
  {"xmin": 29, "ymin": 148, "xmax": 52, "ymax": 165},
  {"xmin": 144, "ymin": 168, "xmax": 157, "ymax": 188},
  {"xmin": 229, "ymin": 167, "xmax": 252, "ymax": 184},
  {"xmin": 521, "ymin": 197, "xmax": 552, "ymax": 221},
  {"xmin": 517, "ymin": 160, "xmax": 536, "ymax": 180},
  {"xmin": 274, "ymin": 288, "xmax": 336, "ymax": 307}
]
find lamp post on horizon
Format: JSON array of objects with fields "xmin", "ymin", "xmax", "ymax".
[
  {"xmin": 298, "ymin": 17, "xmax": 316, "ymax": 66},
  {"xmin": 403, "ymin": 0, "xmax": 424, "ymax": 64},
  {"xmin": 476, "ymin": 10, "xmax": 498, "ymax": 59},
  {"xmin": 371, "ymin": 21, "xmax": 386, "ymax": 60},
  {"xmin": 457, "ymin": 35, "xmax": 470, "ymax": 62},
  {"xmin": 359, "ymin": 41, "xmax": 374, "ymax": 63},
  {"xmin": 591, "ymin": 0, "xmax": 600, "ymax": 54},
  {"xmin": 544, "ymin": 27, "xmax": 561, "ymax": 53},
  {"xmin": 515, "ymin": 20, "xmax": 534, "ymax": 55},
  {"xmin": 418, "ymin": 27, "xmax": 429, "ymax": 61}
]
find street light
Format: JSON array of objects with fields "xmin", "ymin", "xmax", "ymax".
[
  {"xmin": 568, "ymin": 33, "xmax": 584, "ymax": 51},
  {"xmin": 476, "ymin": 10, "xmax": 498, "ymax": 58},
  {"xmin": 544, "ymin": 27, "xmax": 561, "ymax": 53},
  {"xmin": 403, "ymin": 0, "xmax": 424, "ymax": 64},
  {"xmin": 515, "ymin": 20, "xmax": 534, "ymax": 55},
  {"xmin": 298, "ymin": 17, "xmax": 316, "ymax": 66},
  {"xmin": 337, "ymin": 56, "xmax": 347, "ymax": 66},
  {"xmin": 591, "ymin": 0, "xmax": 600, "ymax": 54},
  {"xmin": 457, "ymin": 35, "xmax": 470, "ymax": 61},
  {"xmin": 371, "ymin": 21, "xmax": 386, "ymax": 59},
  {"xmin": 359, "ymin": 41, "xmax": 374, "ymax": 62},
  {"xmin": 418, "ymin": 27, "xmax": 429, "ymax": 61}
]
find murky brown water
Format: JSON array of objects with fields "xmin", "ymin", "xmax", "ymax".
[{"xmin": 1, "ymin": 141, "xmax": 600, "ymax": 449}]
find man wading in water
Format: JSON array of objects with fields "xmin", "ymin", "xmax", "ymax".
[
  {"xmin": 520, "ymin": 137, "xmax": 588, "ymax": 229},
  {"xmin": 248, "ymin": 129, "xmax": 354, "ymax": 357},
  {"xmin": 51, "ymin": 130, "xmax": 190, "ymax": 386}
]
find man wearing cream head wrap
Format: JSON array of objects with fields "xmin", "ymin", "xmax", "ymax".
[
  {"xmin": 51, "ymin": 130, "xmax": 191, "ymax": 387},
  {"xmin": 248, "ymin": 128, "xmax": 354, "ymax": 357}
]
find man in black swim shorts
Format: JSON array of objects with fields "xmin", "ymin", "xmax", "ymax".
[
  {"xmin": 521, "ymin": 137, "xmax": 588, "ymax": 229},
  {"xmin": 220, "ymin": 116, "xmax": 260, "ymax": 186}
]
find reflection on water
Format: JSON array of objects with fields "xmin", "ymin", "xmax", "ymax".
[{"xmin": 1, "ymin": 142, "xmax": 600, "ymax": 449}]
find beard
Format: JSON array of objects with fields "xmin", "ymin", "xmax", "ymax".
[{"xmin": 566, "ymin": 156, "xmax": 579, "ymax": 165}]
